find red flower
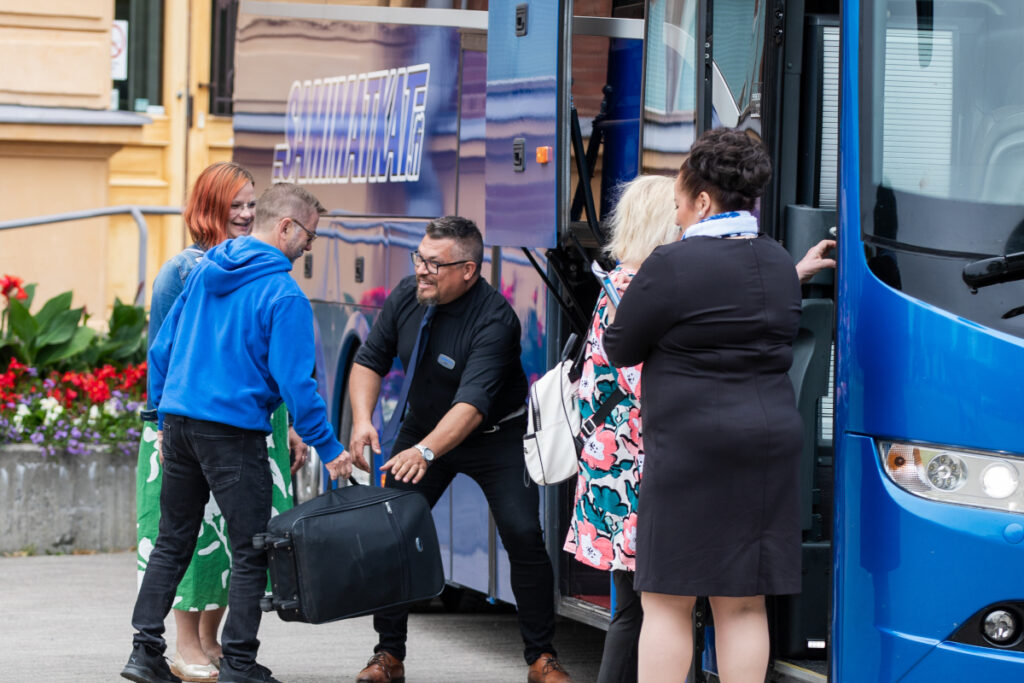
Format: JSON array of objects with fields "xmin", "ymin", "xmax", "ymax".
[
  {"xmin": 119, "ymin": 363, "xmax": 147, "ymax": 391},
  {"xmin": 62, "ymin": 371, "xmax": 85, "ymax": 388},
  {"xmin": 0, "ymin": 274, "xmax": 28, "ymax": 302},
  {"xmin": 95, "ymin": 364, "xmax": 117, "ymax": 380}
]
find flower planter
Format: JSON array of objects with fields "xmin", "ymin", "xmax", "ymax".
[{"xmin": 0, "ymin": 443, "xmax": 135, "ymax": 553}]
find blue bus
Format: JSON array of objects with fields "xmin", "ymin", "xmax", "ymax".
[
  {"xmin": 835, "ymin": 0, "xmax": 1024, "ymax": 680},
  {"xmin": 232, "ymin": 0, "xmax": 1024, "ymax": 680}
]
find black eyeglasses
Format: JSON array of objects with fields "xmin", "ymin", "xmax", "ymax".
[
  {"xmin": 411, "ymin": 250, "xmax": 469, "ymax": 275},
  {"xmin": 290, "ymin": 217, "xmax": 317, "ymax": 246}
]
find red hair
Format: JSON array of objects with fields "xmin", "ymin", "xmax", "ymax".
[{"xmin": 183, "ymin": 162, "xmax": 255, "ymax": 249}]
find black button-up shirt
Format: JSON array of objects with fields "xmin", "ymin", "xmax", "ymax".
[{"xmin": 354, "ymin": 275, "xmax": 527, "ymax": 440}]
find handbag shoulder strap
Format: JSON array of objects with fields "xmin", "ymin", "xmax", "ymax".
[{"xmin": 578, "ymin": 386, "xmax": 626, "ymax": 440}]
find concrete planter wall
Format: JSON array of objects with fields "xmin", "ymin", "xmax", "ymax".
[{"xmin": 0, "ymin": 444, "xmax": 135, "ymax": 553}]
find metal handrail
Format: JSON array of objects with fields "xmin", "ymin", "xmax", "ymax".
[{"xmin": 0, "ymin": 205, "xmax": 181, "ymax": 306}]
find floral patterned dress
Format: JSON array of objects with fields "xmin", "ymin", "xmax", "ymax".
[
  {"xmin": 563, "ymin": 266, "xmax": 643, "ymax": 571},
  {"xmin": 136, "ymin": 407, "xmax": 293, "ymax": 607}
]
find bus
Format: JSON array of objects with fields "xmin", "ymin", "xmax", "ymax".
[{"xmin": 231, "ymin": 0, "xmax": 1024, "ymax": 680}]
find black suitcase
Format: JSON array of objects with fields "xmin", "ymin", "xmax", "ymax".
[{"xmin": 255, "ymin": 483, "xmax": 444, "ymax": 624}]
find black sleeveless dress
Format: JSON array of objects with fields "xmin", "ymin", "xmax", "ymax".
[{"xmin": 603, "ymin": 235, "xmax": 803, "ymax": 596}]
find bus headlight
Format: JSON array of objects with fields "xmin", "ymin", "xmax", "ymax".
[
  {"xmin": 926, "ymin": 453, "xmax": 966, "ymax": 491},
  {"xmin": 983, "ymin": 609, "xmax": 1019, "ymax": 645},
  {"xmin": 879, "ymin": 441, "xmax": 1024, "ymax": 514},
  {"xmin": 982, "ymin": 464, "xmax": 1019, "ymax": 499}
]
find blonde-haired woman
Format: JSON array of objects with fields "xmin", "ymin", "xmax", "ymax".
[{"xmin": 564, "ymin": 174, "xmax": 680, "ymax": 683}]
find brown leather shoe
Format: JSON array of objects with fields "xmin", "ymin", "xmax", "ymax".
[
  {"xmin": 527, "ymin": 653, "xmax": 572, "ymax": 683},
  {"xmin": 356, "ymin": 651, "xmax": 405, "ymax": 682}
]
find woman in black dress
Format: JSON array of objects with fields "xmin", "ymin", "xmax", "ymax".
[{"xmin": 603, "ymin": 128, "xmax": 803, "ymax": 683}]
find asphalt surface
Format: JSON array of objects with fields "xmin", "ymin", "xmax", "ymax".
[{"xmin": 0, "ymin": 552, "xmax": 605, "ymax": 682}]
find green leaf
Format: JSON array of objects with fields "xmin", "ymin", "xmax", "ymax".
[
  {"xmin": 34, "ymin": 291, "xmax": 73, "ymax": 329},
  {"xmin": 35, "ymin": 308, "xmax": 83, "ymax": 348},
  {"xmin": 110, "ymin": 303, "xmax": 141, "ymax": 332},
  {"xmin": 6, "ymin": 298, "xmax": 39, "ymax": 344},
  {"xmin": 21, "ymin": 283, "xmax": 36, "ymax": 310},
  {"xmin": 109, "ymin": 320, "xmax": 145, "ymax": 342},
  {"xmin": 35, "ymin": 326, "xmax": 96, "ymax": 367}
]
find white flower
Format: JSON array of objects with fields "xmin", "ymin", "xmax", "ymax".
[
  {"xmin": 12, "ymin": 403, "xmax": 30, "ymax": 429},
  {"xmin": 88, "ymin": 405, "xmax": 101, "ymax": 424},
  {"xmin": 39, "ymin": 396, "xmax": 64, "ymax": 426},
  {"xmin": 103, "ymin": 398, "xmax": 121, "ymax": 417}
]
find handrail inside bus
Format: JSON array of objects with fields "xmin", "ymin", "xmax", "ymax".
[{"xmin": 0, "ymin": 205, "xmax": 182, "ymax": 306}]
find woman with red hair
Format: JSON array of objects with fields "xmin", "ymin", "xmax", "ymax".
[{"xmin": 136, "ymin": 162, "xmax": 305, "ymax": 682}]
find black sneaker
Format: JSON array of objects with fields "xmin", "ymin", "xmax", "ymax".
[
  {"xmin": 121, "ymin": 644, "xmax": 182, "ymax": 683},
  {"xmin": 219, "ymin": 659, "xmax": 283, "ymax": 683}
]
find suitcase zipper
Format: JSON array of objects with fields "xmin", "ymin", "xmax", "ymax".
[{"xmin": 384, "ymin": 501, "xmax": 411, "ymax": 602}]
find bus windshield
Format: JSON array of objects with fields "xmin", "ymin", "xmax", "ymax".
[{"xmin": 861, "ymin": 0, "xmax": 1024, "ymax": 336}]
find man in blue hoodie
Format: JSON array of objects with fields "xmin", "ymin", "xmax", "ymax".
[{"xmin": 122, "ymin": 183, "xmax": 351, "ymax": 683}]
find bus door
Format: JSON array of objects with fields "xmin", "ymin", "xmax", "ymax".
[
  {"xmin": 643, "ymin": 1, "xmax": 838, "ymax": 680},
  {"xmin": 483, "ymin": 0, "xmax": 573, "ymax": 607},
  {"xmin": 504, "ymin": 1, "xmax": 647, "ymax": 628}
]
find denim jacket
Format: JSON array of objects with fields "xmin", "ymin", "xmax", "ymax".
[{"xmin": 145, "ymin": 246, "xmax": 203, "ymax": 409}]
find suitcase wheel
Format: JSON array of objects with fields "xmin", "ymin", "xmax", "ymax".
[
  {"xmin": 253, "ymin": 533, "xmax": 267, "ymax": 551},
  {"xmin": 259, "ymin": 595, "xmax": 274, "ymax": 612}
]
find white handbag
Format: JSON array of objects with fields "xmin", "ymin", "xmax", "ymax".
[{"xmin": 523, "ymin": 357, "xmax": 583, "ymax": 485}]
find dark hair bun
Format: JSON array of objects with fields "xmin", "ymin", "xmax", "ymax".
[{"xmin": 681, "ymin": 128, "xmax": 772, "ymax": 211}]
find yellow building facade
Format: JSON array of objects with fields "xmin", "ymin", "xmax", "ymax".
[{"xmin": 0, "ymin": 0, "xmax": 234, "ymax": 318}]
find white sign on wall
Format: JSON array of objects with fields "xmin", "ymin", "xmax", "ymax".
[{"xmin": 112, "ymin": 20, "xmax": 128, "ymax": 81}]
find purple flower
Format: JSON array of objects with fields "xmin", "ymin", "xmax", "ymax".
[
  {"xmin": 70, "ymin": 426, "xmax": 82, "ymax": 438},
  {"xmin": 43, "ymin": 378, "xmax": 56, "ymax": 390},
  {"xmin": 26, "ymin": 367, "xmax": 38, "ymax": 377},
  {"xmin": 30, "ymin": 431, "xmax": 45, "ymax": 445}
]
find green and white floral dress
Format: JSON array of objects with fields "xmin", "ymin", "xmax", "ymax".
[{"xmin": 135, "ymin": 406, "xmax": 293, "ymax": 608}]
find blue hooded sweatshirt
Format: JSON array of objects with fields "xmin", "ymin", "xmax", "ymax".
[{"xmin": 148, "ymin": 235, "xmax": 344, "ymax": 463}]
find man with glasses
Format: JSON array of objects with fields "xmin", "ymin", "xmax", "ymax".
[
  {"xmin": 347, "ymin": 216, "xmax": 572, "ymax": 683},
  {"xmin": 122, "ymin": 183, "xmax": 352, "ymax": 683}
]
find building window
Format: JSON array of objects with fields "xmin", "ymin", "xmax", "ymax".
[
  {"xmin": 210, "ymin": 0, "xmax": 238, "ymax": 116},
  {"xmin": 113, "ymin": 0, "xmax": 164, "ymax": 113}
]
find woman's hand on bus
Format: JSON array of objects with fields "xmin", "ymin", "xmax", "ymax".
[
  {"xmin": 348, "ymin": 419, "xmax": 377, "ymax": 472},
  {"xmin": 381, "ymin": 447, "xmax": 429, "ymax": 484},
  {"xmin": 325, "ymin": 449, "xmax": 353, "ymax": 482},
  {"xmin": 796, "ymin": 239, "xmax": 837, "ymax": 283}
]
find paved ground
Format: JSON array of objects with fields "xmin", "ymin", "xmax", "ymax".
[{"xmin": 0, "ymin": 552, "xmax": 604, "ymax": 682}]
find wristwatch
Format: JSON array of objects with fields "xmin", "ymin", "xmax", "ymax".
[{"xmin": 413, "ymin": 443, "xmax": 435, "ymax": 462}]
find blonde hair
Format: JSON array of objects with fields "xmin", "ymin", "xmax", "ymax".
[{"xmin": 603, "ymin": 175, "xmax": 680, "ymax": 264}]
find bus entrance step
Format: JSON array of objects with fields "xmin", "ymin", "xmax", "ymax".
[{"xmin": 771, "ymin": 659, "xmax": 827, "ymax": 682}]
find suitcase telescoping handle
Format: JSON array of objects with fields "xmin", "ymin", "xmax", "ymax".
[{"xmin": 252, "ymin": 532, "xmax": 292, "ymax": 551}]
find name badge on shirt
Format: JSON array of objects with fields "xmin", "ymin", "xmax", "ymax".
[{"xmin": 437, "ymin": 354, "xmax": 456, "ymax": 370}]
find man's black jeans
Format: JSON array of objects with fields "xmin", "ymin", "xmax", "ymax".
[
  {"xmin": 130, "ymin": 414, "xmax": 272, "ymax": 669},
  {"xmin": 374, "ymin": 417, "xmax": 557, "ymax": 665}
]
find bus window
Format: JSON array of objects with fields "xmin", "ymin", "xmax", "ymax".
[
  {"xmin": 861, "ymin": 0, "xmax": 1024, "ymax": 338},
  {"xmin": 641, "ymin": 0, "xmax": 699, "ymax": 174},
  {"xmin": 711, "ymin": 0, "xmax": 768, "ymax": 133}
]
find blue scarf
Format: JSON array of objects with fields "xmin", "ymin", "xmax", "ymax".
[{"xmin": 681, "ymin": 211, "xmax": 759, "ymax": 240}]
